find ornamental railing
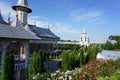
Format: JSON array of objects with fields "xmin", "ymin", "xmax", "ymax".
[
  {"xmin": 14, "ymin": 62, "xmax": 25, "ymax": 70},
  {"xmin": 0, "ymin": 61, "xmax": 26, "ymax": 71}
]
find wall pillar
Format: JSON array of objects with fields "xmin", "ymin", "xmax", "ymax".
[
  {"xmin": 14, "ymin": 70, "xmax": 20, "ymax": 80},
  {"xmin": 23, "ymin": 41, "xmax": 29, "ymax": 68}
]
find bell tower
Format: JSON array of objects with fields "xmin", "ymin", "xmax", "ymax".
[
  {"xmin": 12, "ymin": 0, "xmax": 32, "ymax": 26},
  {"xmin": 80, "ymin": 28, "xmax": 90, "ymax": 46}
]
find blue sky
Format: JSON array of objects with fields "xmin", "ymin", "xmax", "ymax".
[{"xmin": 0, "ymin": 0, "xmax": 120, "ymax": 43}]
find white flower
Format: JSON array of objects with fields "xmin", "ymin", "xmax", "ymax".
[
  {"xmin": 69, "ymin": 76, "xmax": 72, "ymax": 80},
  {"xmin": 58, "ymin": 76, "xmax": 64, "ymax": 80},
  {"xmin": 65, "ymin": 77, "xmax": 67, "ymax": 80},
  {"xmin": 51, "ymin": 73, "xmax": 54, "ymax": 77},
  {"xmin": 56, "ymin": 70, "xmax": 60, "ymax": 73},
  {"xmin": 105, "ymin": 76, "xmax": 109, "ymax": 79},
  {"xmin": 47, "ymin": 78, "xmax": 51, "ymax": 80},
  {"xmin": 37, "ymin": 73, "xmax": 39, "ymax": 76},
  {"xmin": 65, "ymin": 70, "xmax": 72, "ymax": 75},
  {"xmin": 75, "ymin": 68, "xmax": 77, "ymax": 71},
  {"xmin": 33, "ymin": 76, "xmax": 36, "ymax": 80},
  {"xmin": 53, "ymin": 73, "xmax": 56, "ymax": 76},
  {"xmin": 65, "ymin": 74, "xmax": 68, "ymax": 78},
  {"xmin": 60, "ymin": 72, "xmax": 64, "ymax": 75}
]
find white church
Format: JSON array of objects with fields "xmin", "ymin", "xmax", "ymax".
[{"xmin": 79, "ymin": 28, "xmax": 90, "ymax": 46}]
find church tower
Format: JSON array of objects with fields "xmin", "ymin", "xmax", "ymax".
[
  {"xmin": 80, "ymin": 28, "xmax": 90, "ymax": 46},
  {"xmin": 12, "ymin": 0, "xmax": 32, "ymax": 26},
  {"xmin": 81, "ymin": 28, "xmax": 87, "ymax": 42}
]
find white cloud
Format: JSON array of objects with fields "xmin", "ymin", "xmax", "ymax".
[
  {"xmin": 71, "ymin": 9, "xmax": 105, "ymax": 25},
  {"xmin": 52, "ymin": 22, "xmax": 80, "ymax": 34},
  {"xmin": 51, "ymin": 22, "xmax": 81, "ymax": 40},
  {"xmin": 0, "ymin": 1, "xmax": 15, "ymax": 17},
  {"xmin": 28, "ymin": 15, "xmax": 49, "ymax": 27}
]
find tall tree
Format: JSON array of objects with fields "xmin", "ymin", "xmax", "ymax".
[
  {"xmin": 38, "ymin": 50, "xmax": 44, "ymax": 73},
  {"xmin": 61, "ymin": 51, "xmax": 71, "ymax": 71},
  {"xmin": 28, "ymin": 52, "xmax": 37, "ymax": 80},
  {"xmin": 1, "ymin": 50, "xmax": 14, "ymax": 80},
  {"xmin": 109, "ymin": 35, "xmax": 120, "ymax": 41},
  {"xmin": 104, "ymin": 40, "xmax": 114, "ymax": 50},
  {"xmin": 28, "ymin": 51, "xmax": 44, "ymax": 80},
  {"xmin": 79, "ymin": 48, "xmax": 85, "ymax": 66}
]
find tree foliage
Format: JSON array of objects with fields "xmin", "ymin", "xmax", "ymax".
[
  {"xmin": 103, "ymin": 40, "xmax": 114, "ymax": 50},
  {"xmin": 61, "ymin": 51, "xmax": 71, "ymax": 71},
  {"xmin": 61, "ymin": 44, "xmax": 100, "ymax": 71},
  {"xmin": 102, "ymin": 35, "xmax": 120, "ymax": 50},
  {"xmin": 109, "ymin": 35, "xmax": 120, "ymax": 41},
  {"xmin": 86, "ymin": 45, "xmax": 100, "ymax": 61},
  {"xmin": 1, "ymin": 50, "xmax": 14, "ymax": 80},
  {"xmin": 28, "ymin": 51, "xmax": 44, "ymax": 80},
  {"xmin": 79, "ymin": 47, "xmax": 85, "ymax": 66}
]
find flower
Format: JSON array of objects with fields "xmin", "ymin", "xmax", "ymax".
[
  {"xmin": 33, "ymin": 76, "xmax": 37, "ymax": 80},
  {"xmin": 69, "ymin": 75, "xmax": 72, "ymax": 80},
  {"xmin": 65, "ymin": 70, "xmax": 72, "ymax": 75},
  {"xmin": 37, "ymin": 73, "xmax": 39, "ymax": 76},
  {"xmin": 47, "ymin": 78, "xmax": 51, "ymax": 80},
  {"xmin": 58, "ymin": 76, "xmax": 64, "ymax": 80},
  {"xmin": 56, "ymin": 70, "xmax": 60, "ymax": 73}
]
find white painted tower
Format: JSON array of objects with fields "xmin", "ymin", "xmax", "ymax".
[
  {"xmin": 80, "ymin": 28, "xmax": 90, "ymax": 46},
  {"xmin": 12, "ymin": 0, "xmax": 32, "ymax": 26}
]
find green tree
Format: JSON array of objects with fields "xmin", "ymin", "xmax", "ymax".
[
  {"xmin": 79, "ymin": 47, "xmax": 85, "ymax": 66},
  {"xmin": 61, "ymin": 51, "xmax": 71, "ymax": 71},
  {"xmin": 103, "ymin": 40, "xmax": 114, "ymax": 50},
  {"xmin": 38, "ymin": 50, "xmax": 44, "ymax": 73},
  {"xmin": 109, "ymin": 35, "xmax": 120, "ymax": 42},
  {"xmin": 70, "ymin": 49, "xmax": 80, "ymax": 69},
  {"xmin": 28, "ymin": 51, "xmax": 44, "ymax": 80},
  {"xmin": 114, "ymin": 41, "xmax": 120, "ymax": 49},
  {"xmin": 28, "ymin": 52, "xmax": 36, "ymax": 80},
  {"xmin": 93, "ymin": 45, "xmax": 100, "ymax": 59},
  {"xmin": 86, "ymin": 45, "xmax": 92, "ymax": 61},
  {"xmin": 1, "ymin": 50, "xmax": 14, "ymax": 80}
]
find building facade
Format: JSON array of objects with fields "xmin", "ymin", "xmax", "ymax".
[
  {"xmin": 0, "ymin": 11, "xmax": 39, "ymax": 80},
  {"xmin": 12, "ymin": 0, "xmax": 60, "ymax": 55},
  {"xmin": 0, "ymin": 0, "xmax": 60, "ymax": 80}
]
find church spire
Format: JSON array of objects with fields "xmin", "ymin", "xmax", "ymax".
[
  {"xmin": 12, "ymin": 0, "xmax": 32, "ymax": 26},
  {"xmin": 82, "ymin": 28, "xmax": 86, "ymax": 34}
]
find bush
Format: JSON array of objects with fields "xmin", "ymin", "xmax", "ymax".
[
  {"xmin": 1, "ymin": 50, "xmax": 14, "ymax": 80},
  {"xmin": 28, "ymin": 51, "xmax": 44, "ymax": 80},
  {"xmin": 61, "ymin": 51, "xmax": 71, "ymax": 71}
]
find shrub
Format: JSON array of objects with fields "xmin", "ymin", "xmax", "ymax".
[
  {"xmin": 61, "ymin": 51, "xmax": 71, "ymax": 71},
  {"xmin": 28, "ymin": 51, "xmax": 44, "ymax": 80},
  {"xmin": 1, "ymin": 50, "xmax": 14, "ymax": 80}
]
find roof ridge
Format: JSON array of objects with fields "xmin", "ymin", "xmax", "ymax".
[{"xmin": 11, "ymin": 17, "xmax": 24, "ymax": 27}]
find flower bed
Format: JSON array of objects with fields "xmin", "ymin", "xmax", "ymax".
[{"xmin": 32, "ymin": 59, "xmax": 120, "ymax": 80}]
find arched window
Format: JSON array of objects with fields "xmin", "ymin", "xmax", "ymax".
[{"xmin": 7, "ymin": 41, "xmax": 26, "ymax": 61}]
